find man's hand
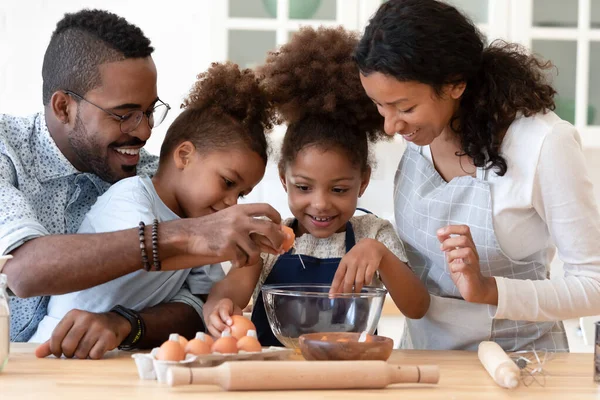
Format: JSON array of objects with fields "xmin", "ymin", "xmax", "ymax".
[
  {"xmin": 35, "ymin": 309, "xmax": 131, "ymax": 359},
  {"xmin": 183, "ymin": 203, "xmax": 285, "ymax": 268}
]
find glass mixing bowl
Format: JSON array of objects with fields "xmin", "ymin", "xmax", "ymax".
[{"xmin": 261, "ymin": 284, "xmax": 387, "ymax": 348}]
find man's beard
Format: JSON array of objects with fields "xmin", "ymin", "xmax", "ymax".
[{"xmin": 67, "ymin": 113, "xmax": 136, "ymax": 183}]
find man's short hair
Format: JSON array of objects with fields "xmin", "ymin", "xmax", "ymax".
[{"xmin": 42, "ymin": 9, "xmax": 154, "ymax": 105}]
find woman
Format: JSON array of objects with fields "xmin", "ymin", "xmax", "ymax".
[{"xmin": 355, "ymin": 0, "xmax": 600, "ymax": 351}]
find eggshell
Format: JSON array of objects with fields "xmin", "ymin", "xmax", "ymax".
[
  {"xmin": 237, "ymin": 329, "xmax": 262, "ymax": 352},
  {"xmin": 230, "ymin": 315, "xmax": 256, "ymax": 340},
  {"xmin": 211, "ymin": 331, "xmax": 239, "ymax": 354},
  {"xmin": 281, "ymin": 225, "xmax": 295, "ymax": 252},
  {"xmin": 156, "ymin": 337, "xmax": 185, "ymax": 361},
  {"xmin": 185, "ymin": 339, "xmax": 212, "ymax": 355},
  {"xmin": 177, "ymin": 335, "xmax": 188, "ymax": 350},
  {"xmin": 194, "ymin": 332, "xmax": 214, "ymax": 347}
]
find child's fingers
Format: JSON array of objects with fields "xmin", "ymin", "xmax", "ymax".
[
  {"xmin": 217, "ymin": 301, "xmax": 234, "ymax": 326},
  {"xmin": 364, "ymin": 265, "xmax": 376, "ymax": 288},
  {"xmin": 329, "ymin": 263, "xmax": 347, "ymax": 294},
  {"xmin": 206, "ymin": 322, "xmax": 222, "ymax": 339},
  {"xmin": 353, "ymin": 280, "xmax": 363, "ymax": 294},
  {"xmin": 209, "ymin": 311, "xmax": 229, "ymax": 334},
  {"xmin": 353, "ymin": 265, "xmax": 366, "ymax": 293},
  {"xmin": 342, "ymin": 263, "xmax": 358, "ymax": 294}
]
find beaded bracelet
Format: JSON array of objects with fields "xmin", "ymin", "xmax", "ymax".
[
  {"xmin": 151, "ymin": 219, "xmax": 161, "ymax": 271},
  {"xmin": 138, "ymin": 221, "xmax": 151, "ymax": 271}
]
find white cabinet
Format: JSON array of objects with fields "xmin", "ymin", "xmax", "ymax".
[
  {"xmin": 211, "ymin": 0, "xmax": 600, "ymax": 220},
  {"xmin": 208, "ymin": 0, "xmax": 360, "ymax": 69},
  {"xmin": 207, "ymin": 0, "xmax": 399, "ymax": 219},
  {"xmin": 214, "ymin": 0, "xmax": 600, "ymax": 219},
  {"xmin": 509, "ymin": 0, "xmax": 600, "ymax": 147}
]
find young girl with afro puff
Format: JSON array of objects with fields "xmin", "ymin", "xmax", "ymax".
[{"xmin": 203, "ymin": 27, "xmax": 430, "ymax": 346}]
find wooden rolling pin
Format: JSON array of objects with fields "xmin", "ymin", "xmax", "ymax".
[
  {"xmin": 167, "ymin": 360, "xmax": 439, "ymax": 390},
  {"xmin": 478, "ymin": 341, "xmax": 520, "ymax": 389}
]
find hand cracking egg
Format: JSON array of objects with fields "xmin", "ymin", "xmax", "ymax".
[{"xmin": 281, "ymin": 225, "xmax": 295, "ymax": 252}]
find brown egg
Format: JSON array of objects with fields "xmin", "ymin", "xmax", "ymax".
[
  {"xmin": 230, "ymin": 315, "xmax": 257, "ymax": 340},
  {"xmin": 211, "ymin": 331, "xmax": 239, "ymax": 354},
  {"xmin": 193, "ymin": 332, "xmax": 214, "ymax": 347},
  {"xmin": 156, "ymin": 334, "xmax": 186, "ymax": 361},
  {"xmin": 185, "ymin": 337, "xmax": 212, "ymax": 355},
  {"xmin": 281, "ymin": 225, "xmax": 295, "ymax": 252},
  {"xmin": 202, "ymin": 333, "xmax": 215, "ymax": 347},
  {"xmin": 237, "ymin": 329, "xmax": 262, "ymax": 353},
  {"xmin": 177, "ymin": 335, "xmax": 189, "ymax": 350}
]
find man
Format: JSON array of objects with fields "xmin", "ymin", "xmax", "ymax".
[{"xmin": 0, "ymin": 9, "xmax": 283, "ymax": 359}]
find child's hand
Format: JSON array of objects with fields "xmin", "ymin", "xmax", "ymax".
[
  {"xmin": 329, "ymin": 238, "xmax": 386, "ymax": 294},
  {"xmin": 205, "ymin": 298, "xmax": 243, "ymax": 338}
]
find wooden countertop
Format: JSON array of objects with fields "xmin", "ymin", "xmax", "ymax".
[{"xmin": 2, "ymin": 343, "xmax": 598, "ymax": 399}]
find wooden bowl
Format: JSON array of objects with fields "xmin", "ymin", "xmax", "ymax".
[{"xmin": 298, "ymin": 332, "xmax": 393, "ymax": 361}]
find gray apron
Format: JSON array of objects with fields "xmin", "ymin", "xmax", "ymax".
[{"xmin": 394, "ymin": 144, "xmax": 568, "ymax": 352}]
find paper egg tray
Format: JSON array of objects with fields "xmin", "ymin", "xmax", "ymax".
[{"xmin": 133, "ymin": 346, "xmax": 294, "ymax": 383}]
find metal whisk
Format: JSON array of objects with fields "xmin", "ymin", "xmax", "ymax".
[{"xmin": 509, "ymin": 348, "xmax": 553, "ymax": 387}]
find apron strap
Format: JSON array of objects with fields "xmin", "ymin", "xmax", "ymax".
[{"xmin": 344, "ymin": 221, "xmax": 356, "ymax": 252}]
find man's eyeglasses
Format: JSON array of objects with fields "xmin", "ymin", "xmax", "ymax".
[{"xmin": 64, "ymin": 90, "xmax": 170, "ymax": 134}]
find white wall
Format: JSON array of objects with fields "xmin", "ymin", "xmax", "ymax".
[{"xmin": 0, "ymin": 0, "xmax": 216, "ymax": 156}]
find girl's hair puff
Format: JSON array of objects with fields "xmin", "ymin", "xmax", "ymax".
[
  {"xmin": 260, "ymin": 26, "xmax": 385, "ymax": 172},
  {"xmin": 160, "ymin": 62, "xmax": 277, "ymax": 164}
]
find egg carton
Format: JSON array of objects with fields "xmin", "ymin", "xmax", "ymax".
[{"xmin": 132, "ymin": 346, "xmax": 294, "ymax": 382}]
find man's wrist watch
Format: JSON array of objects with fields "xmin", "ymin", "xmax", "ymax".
[{"xmin": 110, "ymin": 305, "xmax": 145, "ymax": 350}]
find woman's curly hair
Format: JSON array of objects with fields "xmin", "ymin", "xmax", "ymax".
[
  {"xmin": 260, "ymin": 26, "xmax": 385, "ymax": 172},
  {"xmin": 355, "ymin": 0, "xmax": 556, "ymax": 176},
  {"xmin": 160, "ymin": 62, "xmax": 277, "ymax": 164}
]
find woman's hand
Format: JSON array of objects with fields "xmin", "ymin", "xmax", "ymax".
[
  {"xmin": 330, "ymin": 238, "xmax": 386, "ymax": 294},
  {"xmin": 203, "ymin": 298, "xmax": 243, "ymax": 338},
  {"xmin": 437, "ymin": 225, "xmax": 498, "ymax": 305}
]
